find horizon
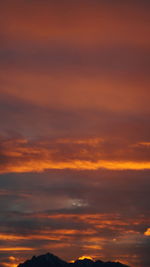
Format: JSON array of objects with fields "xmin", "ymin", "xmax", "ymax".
[
  {"xmin": 16, "ymin": 251, "xmax": 130, "ymax": 266},
  {"xmin": 0, "ymin": 1, "xmax": 150, "ymax": 267}
]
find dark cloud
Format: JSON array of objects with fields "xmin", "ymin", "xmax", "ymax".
[
  {"xmin": 0, "ymin": 92, "xmax": 150, "ymax": 141},
  {"xmin": 0, "ymin": 44, "xmax": 149, "ymax": 79}
]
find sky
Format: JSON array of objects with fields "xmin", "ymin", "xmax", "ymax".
[{"xmin": 0, "ymin": 0, "xmax": 150, "ymax": 267}]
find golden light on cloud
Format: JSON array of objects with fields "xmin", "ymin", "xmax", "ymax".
[
  {"xmin": 1, "ymin": 137, "xmax": 150, "ymax": 174},
  {"xmin": 70, "ymin": 255, "xmax": 96, "ymax": 263},
  {"xmin": 0, "ymin": 229, "xmax": 96, "ymax": 243},
  {"xmin": 144, "ymin": 228, "xmax": 150, "ymax": 236},
  {"xmin": 1, "ymin": 159, "xmax": 150, "ymax": 174},
  {"xmin": 5, "ymin": 257, "xmax": 19, "ymax": 267}
]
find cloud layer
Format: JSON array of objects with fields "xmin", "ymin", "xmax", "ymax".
[
  {"xmin": 0, "ymin": 137, "xmax": 150, "ymax": 174},
  {"xmin": 0, "ymin": 1, "xmax": 150, "ymax": 267}
]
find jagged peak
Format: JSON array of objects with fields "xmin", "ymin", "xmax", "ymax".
[
  {"xmin": 18, "ymin": 252, "xmax": 130, "ymax": 267},
  {"xmin": 74, "ymin": 259, "xmax": 94, "ymax": 264}
]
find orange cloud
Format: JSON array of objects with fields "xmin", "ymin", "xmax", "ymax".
[
  {"xmin": 78, "ymin": 256, "xmax": 94, "ymax": 260},
  {"xmin": 144, "ymin": 228, "xmax": 150, "ymax": 236},
  {"xmin": 0, "ymin": 229, "xmax": 96, "ymax": 243},
  {"xmin": 0, "ymin": 137, "xmax": 150, "ymax": 174},
  {"xmin": 0, "ymin": 213, "xmax": 148, "ymax": 267},
  {"xmin": 27, "ymin": 212, "xmax": 149, "ymax": 230},
  {"xmin": 135, "ymin": 142, "xmax": 150, "ymax": 147},
  {"xmin": 2, "ymin": 159, "xmax": 150, "ymax": 173}
]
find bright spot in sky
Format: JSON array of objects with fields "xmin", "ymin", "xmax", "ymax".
[
  {"xmin": 66, "ymin": 198, "xmax": 88, "ymax": 208},
  {"xmin": 70, "ymin": 255, "xmax": 94, "ymax": 263},
  {"xmin": 71, "ymin": 199, "xmax": 88, "ymax": 208},
  {"xmin": 78, "ymin": 256, "xmax": 93, "ymax": 260},
  {"xmin": 144, "ymin": 228, "xmax": 150, "ymax": 236}
]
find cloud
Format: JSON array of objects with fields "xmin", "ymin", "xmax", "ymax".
[
  {"xmin": 0, "ymin": 43, "xmax": 149, "ymax": 78},
  {"xmin": 0, "ymin": 92, "xmax": 150, "ymax": 144},
  {"xmin": 0, "ymin": 136, "xmax": 150, "ymax": 173},
  {"xmin": 0, "ymin": 0, "xmax": 150, "ymax": 266},
  {"xmin": 0, "ymin": 210, "xmax": 149, "ymax": 266},
  {"xmin": 0, "ymin": 168, "xmax": 149, "ymax": 266},
  {"xmin": 144, "ymin": 228, "xmax": 150, "ymax": 236},
  {"xmin": 0, "ymin": 0, "xmax": 149, "ymax": 47}
]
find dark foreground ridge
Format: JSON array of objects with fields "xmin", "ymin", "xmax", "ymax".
[{"xmin": 18, "ymin": 252, "xmax": 130, "ymax": 267}]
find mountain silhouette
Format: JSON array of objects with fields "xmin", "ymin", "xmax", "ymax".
[{"xmin": 18, "ymin": 253, "xmax": 130, "ymax": 267}]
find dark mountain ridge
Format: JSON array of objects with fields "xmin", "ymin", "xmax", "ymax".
[{"xmin": 18, "ymin": 253, "xmax": 130, "ymax": 267}]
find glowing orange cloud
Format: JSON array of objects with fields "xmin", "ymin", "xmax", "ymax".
[
  {"xmin": 32, "ymin": 212, "xmax": 149, "ymax": 226},
  {"xmin": 0, "ymin": 229, "xmax": 97, "ymax": 245},
  {"xmin": 1, "ymin": 137, "xmax": 150, "ymax": 174},
  {"xmin": 1, "ymin": 159, "xmax": 150, "ymax": 174},
  {"xmin": 78, "ymin": 256, "xmax": 94, "ymax": 260},
  {"xmin": 144, "ymin": 228, "xmax": 150, "ymax": 236}
]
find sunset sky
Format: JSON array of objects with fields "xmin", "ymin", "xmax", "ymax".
[{"xmin": 0, "ymin": 1, "xmax": 150, "ymax": 267}]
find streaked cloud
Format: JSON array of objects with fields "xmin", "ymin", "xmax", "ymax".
[
  {"xmin": 0, "ymin": 0, "xmax": 150, "ymax": 266},
  {"xmin": 0, "ymin": 137, "xmax": 150, "ymax": 173}
]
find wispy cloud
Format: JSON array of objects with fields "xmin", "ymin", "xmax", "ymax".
[{"xmin": 0, "ymin": 137, "xmax": 150, "ymax": 173}]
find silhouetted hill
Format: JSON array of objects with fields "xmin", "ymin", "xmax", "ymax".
[
  {"xmin": 18, "ymin": 253, "xmax": 67, "ymax": 267},
  {"xmin": 18, "ymin": 253, "xmax": 130, "ymax": 267}
]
